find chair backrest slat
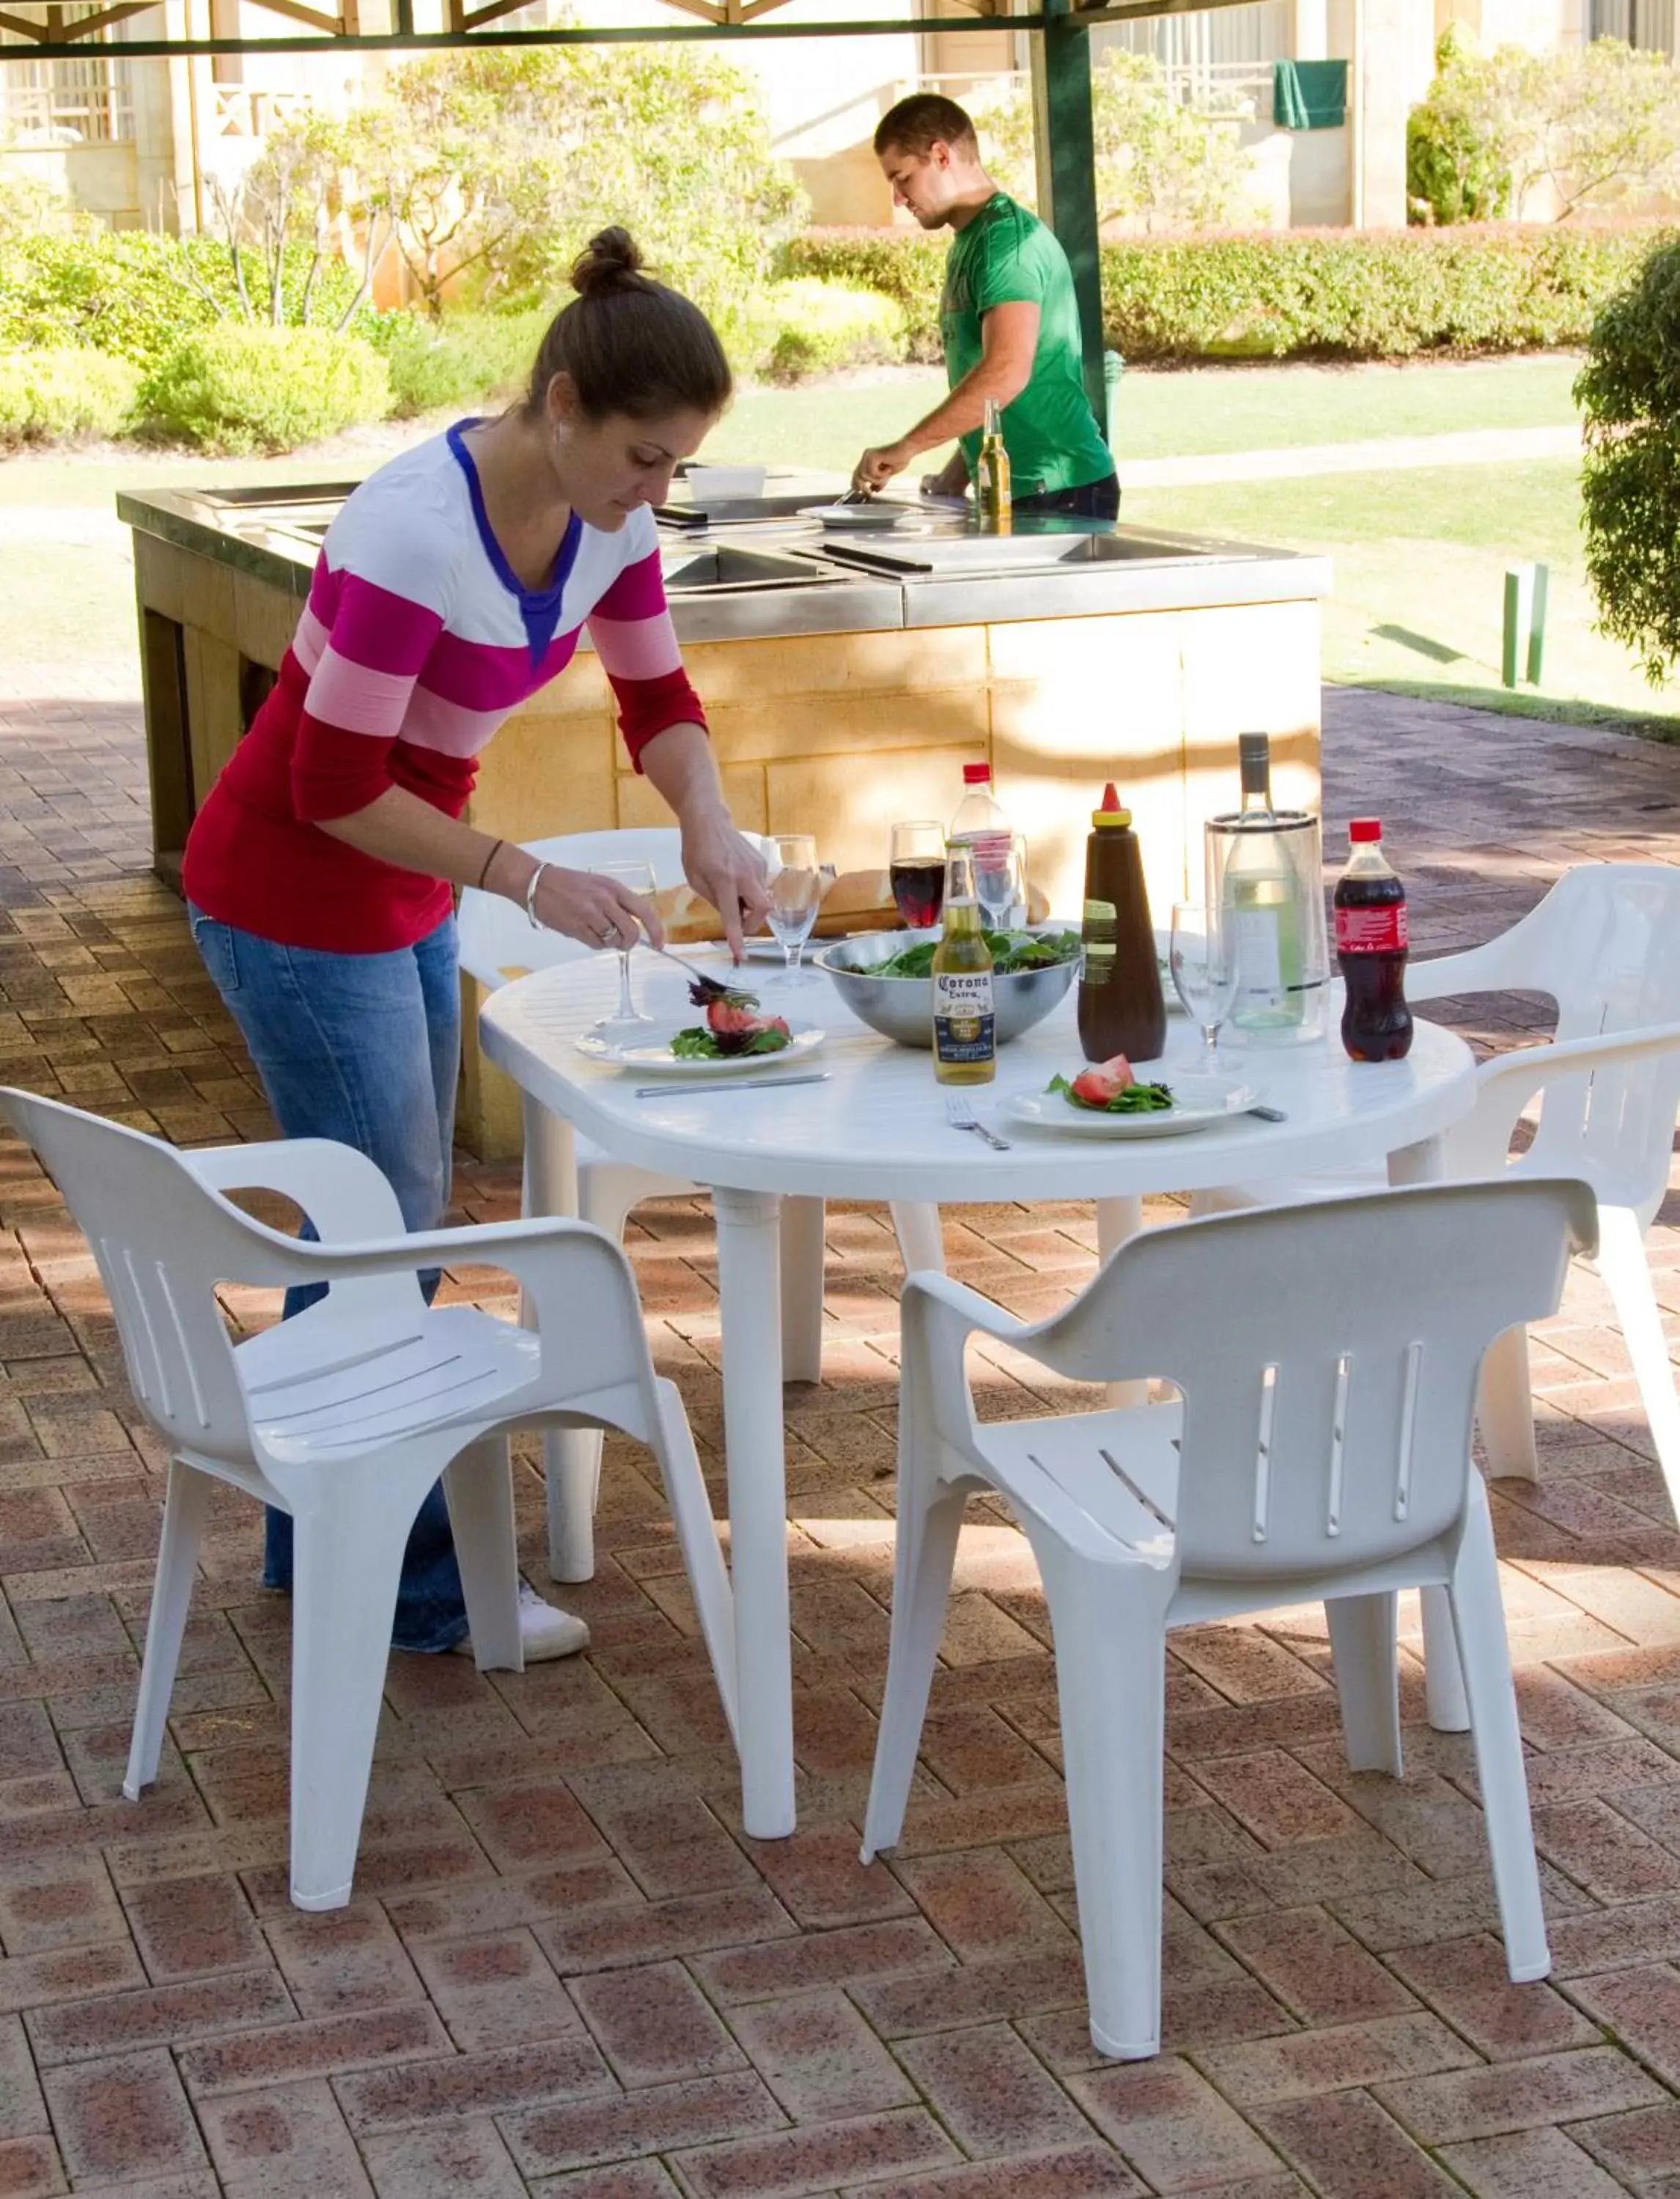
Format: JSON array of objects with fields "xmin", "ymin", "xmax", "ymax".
[{"xmin": 1013, "ymin": 1180, "xmax": 1594, "ymax": 1585}]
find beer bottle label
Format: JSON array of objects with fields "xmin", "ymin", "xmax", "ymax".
[
  {"xmin": 1335, "ymin": 903, "xmax": 1409, "ymax": 954},
  {"xmin": 933, "ymin": 969, "xmax": 995, "ymax": 1064}
]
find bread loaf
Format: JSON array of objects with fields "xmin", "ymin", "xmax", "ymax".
[{"xmin": 649, "ymin": 869, "xmax": 1050, "ymax": 943}]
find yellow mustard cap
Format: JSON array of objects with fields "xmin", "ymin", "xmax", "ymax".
[{"xmin": 1093, "ymin": 779, "xmax": 1130, "ymax": 828}]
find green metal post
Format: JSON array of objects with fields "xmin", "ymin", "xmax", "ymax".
[
  {"xmin": 1526, "ymin": 562, "xmax": 1550, "ymax": 685},
  {"xmin": 1503, "ymin": 566, "xmax": 1534, "ymax": 690},
  {"xmin": 1030, "ymin": 0, "xmax": 1106, "ymax": 435}
]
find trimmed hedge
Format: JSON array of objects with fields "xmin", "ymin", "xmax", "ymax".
[
  {"xmin": 758, "ymin": 279, "xmax": 907, "ymax": 382},
  {"xmin": 369, "ymin": 305, "xmax": 550, "ymax": 420},
  {"xmin": 139, "ymin": 326, "xmax": 390, "ymax": 454},
  {"xmin": 0, "ymin": 230, "xmax": 373, "ymax": 373},
  {"xmin": 784, "ymin": 222, "xmax": 1669, "ymax": 361},
  {"xmin": 0, "ymin": 347, "xmax": 139, "ymax": 446}
]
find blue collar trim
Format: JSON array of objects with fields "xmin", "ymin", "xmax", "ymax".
[{"xmin": 448, "ymin": 419, "xmax": 583, "ymax": 666}]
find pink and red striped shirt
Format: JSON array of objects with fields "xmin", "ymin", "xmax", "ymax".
[{"xmin": 183, "ymin": 422, "xmax": 706, "ymax": 952}]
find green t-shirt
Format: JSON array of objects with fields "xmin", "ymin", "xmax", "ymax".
[{"xmin": 940, "ymin": 193, "xmax": 1111, "ymax": 498}]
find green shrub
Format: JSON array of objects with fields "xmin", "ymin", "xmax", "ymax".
[
  {"xmin": 368, "ymin": 305, "xmax": 548, "ymax": 419},
  {"xmin": 0, "ymin": 231, "xmax": 375, "ymax": 372},
  {"xmin": 781, "ymin": 229, "xmax": 948, "ymax": 361},
  {"xmin": 138, "ymin": 325, "xmax": 390, "ymax": 453},
  {"xmin": 789, "ymin": 221, "xmax": 1662, "ymax": 362},
  {"xmin": 756, "ymin": 279, "xmax": 907, "ymax": 382},
  {"xmin": 1578, "ymin": 235, "xmax": 1680, "ymax": 684},
  {"xmin": 0, "ymin": 347, "xmax": 139, "ymax": 446},
  {"xmin": 1406, "ymin": 27, "xmax": 1514, "ymax": 226}
]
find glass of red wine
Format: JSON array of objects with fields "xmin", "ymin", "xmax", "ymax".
[{"xmin": 889, "ymin": 820, "xmax": 947, "ymax": 931}]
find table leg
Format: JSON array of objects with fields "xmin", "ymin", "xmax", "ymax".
[
  {"xmin": 891, "ymin": 1202, "xmax": 945, "ymax": 1277},
  {"xmin": 1098, "ymin": 1196, "xmax": 1149, "ymax": 1412},
  {"xmin": 519, "ymin": 1098, "xmax": 598, "ymax": 1584},
  {"xmin": 712, "ymin": 1185, "xmax": 797, "ymax": 1840},
  {"xmin": 1388, "ymin": 1135, "xmax": 1471, "ymax": 1734},
  {"xmin": 779, "ymin": 1196, "xmax": 826, "ymax": 1387}
]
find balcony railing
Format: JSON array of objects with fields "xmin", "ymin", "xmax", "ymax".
[{"xmin": 208, "ymin": 85, "xmax": 315, "ymax": 139}]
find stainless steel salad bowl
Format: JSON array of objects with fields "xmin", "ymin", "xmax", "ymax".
[{"xmin": 814, "ymin": 927, "xmax": 1081, "ymax": 1050}]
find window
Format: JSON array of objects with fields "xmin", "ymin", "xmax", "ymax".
[{"xmin": 0, "ymin": 7, "xmax": 134, "ymax": 143}]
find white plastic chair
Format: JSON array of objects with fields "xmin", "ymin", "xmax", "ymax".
[
  {"xmin": 1196, "ymin": 866, "xmax": 1680, "ymax": 1497},
  {"xmin": 0, "ymin": 1088, "xmax": 735, "ymax": 1914},
  {"xmin": 461, "ymin": 828, "xmax": 939, "ymax": 1579},
  {"xmin": 862, "ymin": 1177, "xmax": 1596, "ymax": 2061}
]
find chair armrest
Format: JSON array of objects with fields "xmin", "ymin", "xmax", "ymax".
[
  {"xmin": 1407, "ymin": 941, "xmax": 1516, "ymax": 1003},
  {"xmin": 1448, "ymin": 1020, "xmax": 1680, "ymax": 1180},
  {"xmin": 901, "ymin": 1269, "xmax": 1031, "ymax": 1348},
  {"xmin": 180, "ymin": 1139, "xmax": 408, "ymax": 1241},
  {"xmin": 226, "ymin": 1209, "xmax": 627, "ymax": 1340}
]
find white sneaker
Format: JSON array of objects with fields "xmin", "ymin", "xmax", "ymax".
[{"xmin": 454, "ymin": 1582, "xmax": 589, "ymax": 1663}]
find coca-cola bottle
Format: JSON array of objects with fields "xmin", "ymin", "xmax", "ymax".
[{"xmin": 1335, "ymin": 819, "xmax": 1412, "ymax": 1062}]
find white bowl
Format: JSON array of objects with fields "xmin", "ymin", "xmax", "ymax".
[{"xmin": 685, "ymin": 466, "xmax": 767, "ymax": 501}]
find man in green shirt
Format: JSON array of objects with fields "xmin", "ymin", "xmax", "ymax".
[{"xmin": 851, "ymin": 93, "xmax": 1116, "ymax": 517}]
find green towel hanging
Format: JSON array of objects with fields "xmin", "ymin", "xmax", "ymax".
[{"xmin": 1272, "ymin": 58, "xmax": 1348, "ymax": 130}]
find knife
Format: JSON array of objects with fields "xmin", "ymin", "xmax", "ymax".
[{"xmin": 635, "ymin": 1071, "xmax": 831, "ymax": 1098}]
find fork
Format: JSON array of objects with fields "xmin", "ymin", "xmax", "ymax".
[{"xmin": 944, "ymin": 1093, "xmax": 1011, "ymax": 1151}]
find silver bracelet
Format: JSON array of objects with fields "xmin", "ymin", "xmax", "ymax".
[{"xmin": 524, "ymin": 861, "xmax": 549, "ymax": 930}]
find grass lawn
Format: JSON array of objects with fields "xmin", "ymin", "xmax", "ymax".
[
  {"xmin": 6, "ymin": 351, "xmax": 1667, "ymax": 733},
  {"xmin": 1126, "ymin": 457, "xmax": 1680, "ymax": 733}
]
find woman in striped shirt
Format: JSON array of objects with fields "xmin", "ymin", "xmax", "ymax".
[{"xmin": 183, "ymin": 229, "xmax": 770, "ymax": 1662}]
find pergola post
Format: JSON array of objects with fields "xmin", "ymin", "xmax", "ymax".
[{"xmin": 1028, "ymin": 0, "xmax": 1105, "ymax": 439}]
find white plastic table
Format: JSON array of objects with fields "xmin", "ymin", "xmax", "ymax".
[{"xmin": 482, "ymin": 954, "xmax": 1481, "ymax": 1839}]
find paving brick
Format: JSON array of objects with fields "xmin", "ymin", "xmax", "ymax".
[
  {"xmin": 261, "ymin": 1903, "xmax": 422, "ymax": 2016},
  {"xmin": 1571, "ymin": 2099, "xmax": 1680, "ymax": 2182},
  {"xmin": 0, "ymin": 2135, "xmax": 63, "ymax": 2198},
  {"xmin": 335, "ymin": 2034, "xmax": 616, "ymax": 2133},
  {"xmin": 571, "ymin": 1960, "xmax": 744, "ymax": 2088},
  {"xmin": 894, "ymin": 2022, "xmax": 1097, "ymax": 2159},
  {"xmin": 891, "ymin": 1849, "xmax": 1076, "ymax": 1964},
  {"xmin": 1197, "ymin": 2011, "xmax": 1475, "ymax": 2106},
  {"xmin": 726, "ymin": 1992, "xmax": 915, "ymax": 2121},
  {"xmin": 40, "ymin": 2048, "xmax": 207, "ymax": 2183},
  {"xmin": 1436, "ymin": 2126, "xmax": 1628, "ymax": 2199},
  {"xmin": 406, "ymin": 1927, "xmax": 581, "ymax": 2053},
  {"xmin": 177, "ymin": 2004, "xmax": 452, "ymax": 2096},
  {"xmin": 124, "ymin": 1872, "xmax": 267, "ymax": 1981},
  {"xmin": 1251, "ymin": 2089, "xmax": 1463, "ymax": 2198},
  {"xmin": 198, "ymin": 2077, "xmax": 372, "ymax": 2197},
  {"xmin": 1372, "ymin": 2045, "xmax": 1665, "ymax": 2143},
  {"xmin": 1069, "ymin": 2058, "xmax": 1281, "ymax": 2191},
  {"xmin": 1384, "ymin": 1934, "xmax": 1603, "ymax": 2060},
  {"xmin": 1214, "ymin": 1908, "xmax": 1416, "ymax": 2027},
  {"xmin": 501, "ymin": 2071, "xmax": 786, "ymax": 2179},
  {"xmin": 673, "ymin": 2105, "xmax": 959, "ymax": 2198},
  {"xmin": 24, "ymin": 1966, "xmax": 292, "ymax": 2065},
  {"xmin": 1566, "ymin": 1962, "xmax": 1680, "ymax": 2087},
  {"xmin": 830, "ymin": 2147, "xmax": 1150, "ymax": 2198},
  {"xmin": 693, "ymin": 1920, "xmax": 952, "ymax": 2007},
  {"xmin": 362, "ymin": 2118, "xmax": 528, "ymax": 2198}
]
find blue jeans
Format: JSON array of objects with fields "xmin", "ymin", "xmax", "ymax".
[{"xmin": 186, "ymin": 905, "xmax": 469, "ymax": 1653}]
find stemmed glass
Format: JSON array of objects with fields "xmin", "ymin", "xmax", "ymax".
[
  {"xmin": 1169, "ymin": 903, "xmax": 1241, "ymax": 1064},
  {"xmin": 765, "ymin": 833, "xmax": 823, "ymax": 984},
  {"xmin": 888, "ymin": 820, "xmax": 946, "ymax": 931},
  {"xmin": 976, "ymin": 833, "xmax": 1029, "ymax": 932},
  {"xmin": 586, "ymin": 858, "xmax": 659, "ymax": 1047}
]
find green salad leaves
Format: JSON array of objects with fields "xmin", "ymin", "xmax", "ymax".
[
  {"xmin": 1047, "ymin": 1072, "xmax": 1174, "ymax": 1115},
  {"xmin": 869, "ymin": 930, "xmax": 1082, "ymax": 981},
  {"xmin": 670, "ymin": 1025, "xmax": 792, "ymax": 1060}
]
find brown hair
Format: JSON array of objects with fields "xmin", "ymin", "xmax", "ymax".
[
  {"xmin": 522, "ymin": 227, "xmax": 732, "ymax": 424},
  {"xmin": 874, "ymin": 93, "xmax": 979, "ymax": 160}
]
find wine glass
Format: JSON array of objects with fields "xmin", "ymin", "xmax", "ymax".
[
  {"xmin": 586, "ymin": 858, "xmax": 659, "ymax": 1047},
  {"xmin": 976, "ymin": 833, "xmax": 1028, "ymax": 932},
  {"xmin": 765, "ymin": 833, "xmax": 822, "ymax": 984},
  {"xmin": 1170, "ymin": 904, "xmax": 1241, "ymax": 1063},
  {"xmin": 889, "ymin": 820, "xmax": 946, "ymax": 931}
]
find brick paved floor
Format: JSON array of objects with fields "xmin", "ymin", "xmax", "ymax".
[{"xmin": 0, "ymin": 676, "xmax": 1678, "ymax": 2196}]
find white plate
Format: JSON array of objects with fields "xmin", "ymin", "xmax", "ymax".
[
  {"xmin": 798, "ymin": 502, "xmax": 908, "ymax": 528},
  {"xmin": 578, "ymin": 1023, "xmax": 825, "ymax": 1075},
  {"xmin": 1004, "ymin": 1074, "xmax": 1259, "ymax": 1140}
]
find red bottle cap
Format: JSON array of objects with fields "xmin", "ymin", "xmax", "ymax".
[
  {"xmin": 1349, "ymin": 819, "xmax": 1382, "ymax": 842},
  {"xmin": 962, "ymin": 762, "xmax": 992, "ymax": 785},
  {"xmin": 1102, "ymin": 781, "xmax": 1119, "ymax": 809}
]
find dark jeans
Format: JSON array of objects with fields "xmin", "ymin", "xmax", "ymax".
[
  {"xmin": 186, "ymin": 904, "xmax": 469, "ymax": 1654},
  {"xmin": 1014, "ymin": 473, "xmax": 1121, "ymax": 520}
]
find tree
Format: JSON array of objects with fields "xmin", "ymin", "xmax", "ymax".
[
  {"xmin": 1577, "ymin": 235, "xmax": 1680, "ymax": 686},
  {"xmin": 977, "ymin": 51, "xmax": 1262, "ymax": 235},
  {"xmin": 1408, "ymin": 32, "xmax": 1680, "ymax": 225},
  {"xmin": 188, "ymin": 116, "xmax": 386, "ymax": 331},
  {"xmin": 339, "ymin": 38, "xmax": 805, "ymax": 342}
]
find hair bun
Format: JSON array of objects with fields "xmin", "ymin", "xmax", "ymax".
[{"xmin": 572, "ymin": 228, "xmax": 644, "ymax": 298}]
